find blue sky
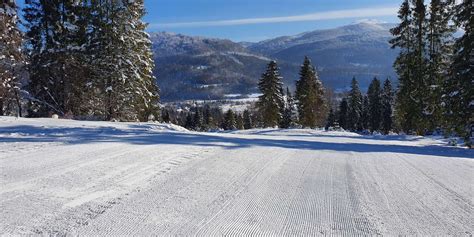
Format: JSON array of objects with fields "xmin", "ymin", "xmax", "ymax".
[
  {"xmin": 17, "ymin": 0, "xmax": 401, "ymax": 42},
  {"xmin": 144, "ymin": 0, "xmax": 401, "ymax": 41}
]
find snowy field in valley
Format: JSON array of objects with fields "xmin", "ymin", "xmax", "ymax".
[{"xmin": 0, "ymin": 116, "xmax": 472, "ymax": 235}]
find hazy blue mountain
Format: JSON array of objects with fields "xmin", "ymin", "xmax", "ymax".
[{"xmin": 152, "ymin": 22, "xmax": 398, "ymax": 101}]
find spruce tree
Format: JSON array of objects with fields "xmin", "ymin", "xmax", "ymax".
[
  {"xmin": 348, "ymin": 77, "xmax": 363, "ymax": 131},
  {"xmin": 193, "ymin": 109, "xmax": 202, "ymax": 131},
  {"xmin": 425, "ymin": 0, "xmax": 456, "ymax": 130},
  {"xmin": 390, "ymin": 0, "xmax": 417, "ymax": 133},
  {"xmin": 361, "ymin": 95, "xmax": 370, "ymax": 131},
  {"xmin": 281, "ymin": 87, "xmax": 296, "ymax": 128},
  {"xmin": 325, "ymin": 107, "xmax": 336, "ymax": 130},
  {"xmin": 0, "ymin": 0, "xmax": 24, "ymax": 116},
  {"xmin": 23, "ymin": 0, "xmax": 87, "ymax": 117},
  {"xmin": 236, "ymin": 114, "xmax": 244, "ymax": 130},
  {"xmin": 243, "ymin": 109, "xmax": 253, "ymax": 130},
  {"xmin": 367, "ymin": 77, "xmax": 382, "ymax": 132},
  {"xmin": 295, "ymin": 57, "xmax": 327, "ymax": 128},
  {"xmin": 257, "ymin": 61, "xmax": 285, "ymax": 128},
  {"xmin": 443, "ymin": 0, "xmax": 473, "ymax": 147},
  {"xmin": 203, "ymin": 105, "xmax": 213, "ymax": 129},
  {"xmin": 338, "ymin": 98, "xmax": 349, "ymax": 130},
  {"xmin": 381, "ymin": 79, "xmax": 395, "ymax": 135},
  {"xmin": 223, "ymin": 109, "xmax": 237, "ymax": 130}
]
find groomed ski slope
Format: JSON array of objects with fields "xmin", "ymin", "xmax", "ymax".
[{"xmin": 0, "ymin": 117, "xmax": 472, "ymax": 235}]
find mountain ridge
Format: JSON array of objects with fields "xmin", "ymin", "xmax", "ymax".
[{"xmin": 152, "ymin": 22, "xmax": 398, "ymax": 101}]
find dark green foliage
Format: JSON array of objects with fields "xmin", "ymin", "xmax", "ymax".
[
  {"xmin": 381, "ymin": 79, "xmax": 395, "ymax": 134},
  {"xmin": 243, "ymin": 109, "xmax": 253, "ymax": 130},
  {"xmin": 193, "ymin": 109, "xmax": 202, "ymax": 131},
  {"xmin": 236, "ymin": 114, "xmax": 244, "ymax": 130},
  {"xmin": 0, "ymin": 1, "xmax": 24, "ymax": 117},
  {"xmin": 361, "ymin": 96, "xmax": 370, "ymax": 131},
  {"xmin": 223, "ymin": 109, "xmax": 236, "ymax": 130},
  {"xmin": 22, "ymin": 0, "xmax": 159, "ymax": 121},
  {"xmin": 257, "ymin": 61, "xmax": 285, "ymax": 128},
  {"xmin": 443, "ymin": 0, "xmax": 473, "ymax": 147},
  {"xmin": 281, "ymin": 87, "xmax": 296, "ymax": 129},
  {"xmin": 348, "ymin": 77, "xmax": 363, "ymax": 131},
  {"xmin": 367, "ymin": 78, "xmax": 382, "ymax": 132},
  {"xmin": 338, "ymin": 98, "xmax": 349, "ymax": 130},
  {"xmin": 325, "ymin": 107, "xmax": 336, "ymax": 130},
  {"xmin": 295, "ymin": 57, "xmax": 327, "ymax": 128}
]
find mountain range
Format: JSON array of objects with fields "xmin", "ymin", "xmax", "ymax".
[{"xmin": 151, "ymin": 21, "xmax": 398, "ymax": 101}]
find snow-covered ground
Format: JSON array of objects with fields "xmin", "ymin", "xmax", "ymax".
[{"xmin": 0, "ymin": 117, "xmax": 472, "ymax": 235}]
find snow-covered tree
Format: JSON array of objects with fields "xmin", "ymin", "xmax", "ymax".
[
  {"xmin": 443, "ymin": 0, "xmax": 473, "ymax": 147},
  {"xmin": 0, "ymin": 0, "xmax": 24, "ymax": 116},
  {"xmin": 223, "ymin": 109, "xmax": 237, "ymax": 130},
  {"xmin": 257, "ymin": 61, "xmax": 285, "ymax": 128},
  {"xmin": 295, "ymin": 57, "xmax": 327, "ymax": 128},
  {"xmin": 281, "ymin": 87, "xmax": 296, "ymax": 128}
]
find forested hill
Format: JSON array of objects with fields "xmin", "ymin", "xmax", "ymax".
[{"xmin": 152, "ymin": 21, "xmax": 398, "ymax": 101}]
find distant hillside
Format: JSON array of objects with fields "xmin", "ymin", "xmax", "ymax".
[{"xmin": 151, "ymin": 22, "xmax": 398, "ymax": 101}]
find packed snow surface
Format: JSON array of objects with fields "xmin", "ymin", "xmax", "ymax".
[{"xmin": 0, "ymin": 117, "xmax": 472, "ymax": 235}]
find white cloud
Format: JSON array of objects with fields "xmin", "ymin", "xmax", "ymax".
[{"xmin": 150, "ymin": 6, "xmax": 399, "ymax": 29}]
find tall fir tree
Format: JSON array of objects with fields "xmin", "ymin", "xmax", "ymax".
[
  {"xmin": 390, "ymin": 0, "xmax": 417, "ymax": 133},
  {"xmin": 367, "ymin": 77, "xmax": 382, "ymax": 132},
  {"xmin": 338, "ymin": 98, "xmax": 349, "ymax": 130},
  {"xmin": 0, "ymin": 0, "xmax": 24, "ymax": 116},
  {"xmin": 295, "ymin": 57, "xmax": 327, "ymax": 128},
  {"xmin": 325, "ymin": 107, "xmax": 336, "ymax": 130},
  {"xmin": 347, "ymin": 77, "xmax": 363, "ymax": 131},
  {"xmin": 257, "ymin": 61, "xmax": 285, "ymax": 128},
  {"xmin": 443, "ymin": 0, "xmax": 473, "ymax": 147},
  {"xmin": 243, "ymin": 109, "xmax": 253, "ymax": 130},
  {"xmin": 361, "ymin": 95, "xmax": 370, "ymax": 131},
  {"xmin": 381, "ymin": 79, "xmax": 394, "ymax": 135},
  {"xmin": 281, "ymin": 87, "xmax": 296, "ymax": 128},
  {"xmin": 425, "ymin": 0, "xmax": 456, "ymax": 130},
  {"xmin": 23, "ymin": 0, "xmax": 88, "ymax": 117},
  {"xmin": 223, "ymin": 109, "xmax": 236, "ymax": 130}
]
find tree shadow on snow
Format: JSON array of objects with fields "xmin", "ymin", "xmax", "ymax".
[{"xmin": 0, "ymin": 125, "xmax": 472, "ymax": 159}]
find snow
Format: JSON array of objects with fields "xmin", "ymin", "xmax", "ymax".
[{"xmin": 0, "ymin": 117, "xmax": 473, "ymax": 235}]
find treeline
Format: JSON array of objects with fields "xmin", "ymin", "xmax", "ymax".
[
  {"xmin": 0, "ymin": 0, "xmax": 159, "ymax": 121},
  {"xmin": 390, "ymin": 0, "xmax": 472, "ymax": 145}
]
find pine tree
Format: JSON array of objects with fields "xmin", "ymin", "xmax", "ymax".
[
  {"xmin": 295, "ymin": 57, "xmax": 327, "ymax": 128},
  {"xmin": 23, "ymin": 0, "xmax": 87, "ymax": 117},
  {"xmin": 184, "ymin": 113, "xmax": 194, "ymax": 130},
  {"xmin": 367, "ymin": 77, "xmax": 382, "ymax": 132},
  {"xmin": 257, "ymin": 61, "xmax": 285, "ymax": 128},
  {"xmin": 281, "ymin": 87, "xmax": 296, "ymax": 128},
  {"xmin": 193, "ymin": 109, "xmax": 202, "ymax": 131},
  {"xmin": 425, "ymin": 0, "xmax": 456, "ymax": 130},
  {"xmin": 243, "ymin": 109, "xmax": 253, "ymax": 130},
  {"xmin": 236, "ymin": 114, "xmax": 244, "ymax": 130},
  {"xmin": 162, "ymin": 110, "xmax": 171, "ymax": 123},
  {"xmin": 443, "ymin": 0, "xmax": 473, "ymax": 147},
  {"xmin": 0, "ymin": 0, "xmax": 24, "ymax": 116},
  {"xmin": 361, "ymin": 95, "xmax": 370, "ymax": 131},
  {"xmin": 347, "ymin": 77, "xmax": 363, "ymax": 131},
  {"xmin": 381, "ymin": 79, "xmax": 395, "ymax": 135},
  {"xmin": 390, "ymin": 0, "xmax": 417, "ymax": 133},
  {"xmin": 338, "ymin": 98, "xmax": 349, "ymax": 130},
  {"xmin": 325, "ymin": 107, "xmax": 336, "ymax": 130},
  {"xmin": 126, "ymin": 0, "xmax": 160, "ymax": 121},
  {"xmin": 223, "ymin": 109, "xmax": 236, "ymax": 130},
  {"xmin": 203, "ymin": 105, "xmax": 213, "ymax": 130}
]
